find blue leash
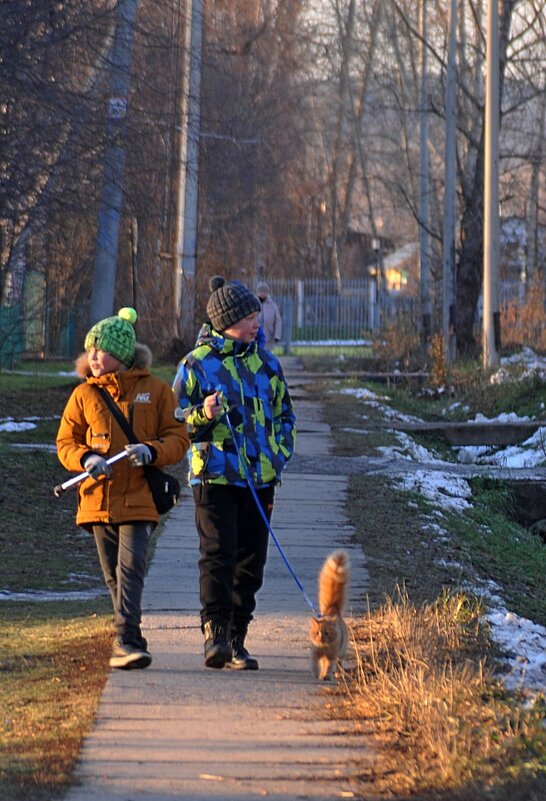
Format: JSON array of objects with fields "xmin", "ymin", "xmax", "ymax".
[{"xmin": 222, "ymin": 410, "xmax": 319, "ymax": 618}]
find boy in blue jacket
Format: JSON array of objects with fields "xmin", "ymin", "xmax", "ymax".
[{"xmin": 173, "ymin": 276, "xmax": 296, "ymax": 670}]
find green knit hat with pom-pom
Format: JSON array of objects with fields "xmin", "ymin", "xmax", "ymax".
[{"xmin": 84, "ymin": 307, "xmax": 137, "ymax": 366}]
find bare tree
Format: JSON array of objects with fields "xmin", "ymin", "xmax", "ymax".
[
  {"xmin": 0, "ymin": 1, "xmax": 189, "ymax": 356},
  {"xmin": 194, "ymin": 0, "xmax": 309, "ymax": 316}
]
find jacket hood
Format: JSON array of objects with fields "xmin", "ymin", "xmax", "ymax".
[
  {"xmin": 194, "ymin": 322, "xmax": 257, "ymax": 356},
  {"xmin": 74, "ymin": 341, "xmax": 153, "ymax": 378}
]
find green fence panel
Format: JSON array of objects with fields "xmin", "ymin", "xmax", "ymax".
[{"xmin": 0, "ymin": 304, "xmax": 24, "ymax": 369}]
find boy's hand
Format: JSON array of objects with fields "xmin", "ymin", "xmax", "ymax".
[
  {"xmin": 203, "ymin": 391, "xmax": 224, "ymax": 420},
  {"xmin": 83, "ymin": 453, "xmax": 112, "ymax": 479},
  {"xmin": 125, "ymin": 443, "xmax": 153, "ymax": 466}
]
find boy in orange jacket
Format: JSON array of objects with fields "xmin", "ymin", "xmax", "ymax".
[{"xmin": 57, "ymin": 308, "xmax": 189, "ymax": 669}]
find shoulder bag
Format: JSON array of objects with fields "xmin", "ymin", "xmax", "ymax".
[{"xmin": 95, "ymin": 386, "xmax": 181, "ymax": 515}]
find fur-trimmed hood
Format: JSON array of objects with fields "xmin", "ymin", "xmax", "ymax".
[
  {"xmin": 57, "ymin": 347, "xmax": 190, "ymax": 528},
  {"xmin": 74, "ymin": 342, "xmax": 153, "ymax": 379}
]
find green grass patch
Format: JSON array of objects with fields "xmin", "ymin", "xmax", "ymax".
[
  {"xmin": 303, "ymin": 352, "xmax": 546, "ymax": 422},
  {"xmin": 0, "ymin": 444, "xmax": 101, "ymax": 593},
  {"xmin": 0, "ymin": 384, "xmax": 76, "ymax": 420},
  {"xmin": 0, "ymin": 372, "xmax": 77, "ymax": 392},
  {"xmin": 289, "ymin": 344, "xmax": 373, "ymax": 359},
  {"xmin": 150, "ymin": 361, "xmax": 179, "ymax": 383},
  {"xmin": 353, "ymin": 474, "xmax": 546, "ymax": 626},
  {"xmin": 4, "ymin": 359, "xmax": 75, "ymax": 374},
  {"xmin": 1, "ymin": 419, "xmax": 61, "ymax": 444},
  {"xmin": 445, "ymin": 477, "xmax": 546, "ymax": 625},
  {"xmin": 407, "ymin": 367, "xmax": 545, "ymax": 422}
]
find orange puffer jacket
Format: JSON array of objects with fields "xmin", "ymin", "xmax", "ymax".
[{"xmin": 57, "ymin": 347, "xmax": 189, "ymax": 528}]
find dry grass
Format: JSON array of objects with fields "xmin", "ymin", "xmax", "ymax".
[
  {"xmin": 502, "ymin": 274, "xmax": 546, "ymax": 351},
  {"xmin": 372, "ymin": 315, "xmax": 423, "ymax": 370},
  {"xmin": 0, "ymin": 608, "xmax": 112, "ymax": 801},
  {"xmin": 337, "ymin": 589, "xmax": 546, "ymax": 799}
]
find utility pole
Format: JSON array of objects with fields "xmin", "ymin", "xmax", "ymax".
[
  {"xmin": 173, "ymin": 0, "xmax": 203, "ymax": 342},
  {"xmin": 443, "ymin": 0, "xmax": 457, "ymax": 361},
  {"xmin": 483, "ymin": 0, "xmax": 500, "ymax": 368},
  {"xmin": 418, "ymin": 0, "xmax": 431, "ymax": 350},
  {"xmin": 90, "ymin": 0, "xmax": 140, "ymax": 324}
]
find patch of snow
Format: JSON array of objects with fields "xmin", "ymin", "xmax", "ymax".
[
  {"xmin": 455, "ymin": 427, "xmax": 546, "ymax": 469},
  {"xmin": 331, "ymin": 348, "xmax": 546, "ymax": 694},
  {"xmin": 379, "ymin": 431, "xmax": 445, "ymax": 464},
  {"xmin": 392, "ymin": 468, "xmax": 472, "ymax": 512},
  {"xmin": 11, "ymin": 443, "xmax": 57, "ymax": 451},
  {"xmin": 487, "ymin": 609, "xmax": 546, "ymax": 692},
  {"xmin": 0, "ymin": 420, "xmax": 36, "ymax": 432},
  {"xmin": 336, "ymin": 386, "xmax": 390, "ymax": 401},
  {"xmin": 0, "ymin": 588, "xmax": 107, "ymax": 602}
]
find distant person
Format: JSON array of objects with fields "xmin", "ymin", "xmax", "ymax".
[
  {"xmin": 173, "ymin": 276, "xmax": 296, "ymax": 671},
  {"xmin": 57, "ymin": 308, "xmax": 189, "ymax": 670},
  {"xmin": 256, "ymin": 281, "xmax": 282, "ymax": 350}
]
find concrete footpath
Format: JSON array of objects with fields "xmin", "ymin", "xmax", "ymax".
[{"xmin": 64, "ymin": 357, "xmax": 371, "ymax": 801}]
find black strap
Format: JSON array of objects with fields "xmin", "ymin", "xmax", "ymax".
[{"xmin": 95, "ymin": 386, "xmax": 138, "ymax": 445}]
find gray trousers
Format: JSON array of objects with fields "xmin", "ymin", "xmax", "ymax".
[{"xmin": 92, "ymin": 522, "xmax": 152, "ymax": 646}]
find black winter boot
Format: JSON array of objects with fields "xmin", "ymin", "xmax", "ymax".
[
  {"xmin": 203, "ymin": 620, "xmax": 231, "ymax": 669},
  {"xmin": 227, "ymin": 629, "xmax": 259, "ymax": 671}
]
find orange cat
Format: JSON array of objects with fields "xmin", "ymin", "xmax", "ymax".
[{"xmin": 309, "ymin": 550, "xmax": 350, "ymax": 681}]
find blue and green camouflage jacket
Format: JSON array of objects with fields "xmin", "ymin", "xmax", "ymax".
[{"xmin": 172, "ymin": 326, "xmax": 296, "ymax": 487}]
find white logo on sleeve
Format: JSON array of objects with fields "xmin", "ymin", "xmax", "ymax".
[{"xmin": 134, "ymin": 393, "xmax": 151, "ymax": 403}]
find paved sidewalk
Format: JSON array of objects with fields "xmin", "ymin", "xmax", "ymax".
[{"xmin": 64, "ymin": 357, "xmax": 371, "ymax": 801}]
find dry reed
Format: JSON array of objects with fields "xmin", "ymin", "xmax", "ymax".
[{"xmin": 339, "ymin": 588, "xmax": 541, "ymax": 796}]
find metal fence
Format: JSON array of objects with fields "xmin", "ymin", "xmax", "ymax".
[
  {"xmin": 0, "ymin": 276, "xmax": 422, "ymax": 364},
  {"xmin": 263, "ymin": 277, "xmax": 419, "ymax": 352},
  {"xmin": 0, "ymin": 304, "xmax": 24, "ymax": 368}
]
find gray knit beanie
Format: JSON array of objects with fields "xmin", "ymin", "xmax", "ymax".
[{"xmin": 206, "ymin": 276, "xmax": 261, "ymax": 332}]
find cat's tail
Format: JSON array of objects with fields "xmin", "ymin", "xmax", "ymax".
[{"xmin": 318, "ymin": 549, "xmax": 350, "ymax": 616}]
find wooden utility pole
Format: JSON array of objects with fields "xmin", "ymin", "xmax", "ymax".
[{"xmin": 483, "ymin": 0, "xmax": 500, "ymax": 368}]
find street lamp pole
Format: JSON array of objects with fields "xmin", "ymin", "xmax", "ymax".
[
  {"xmin": 483, "ymin": 0, "xmax": 500, "ymax": 368},
  {"xmin": 173, "ymin": 0, "xmax": 203, "ymax": 342}
]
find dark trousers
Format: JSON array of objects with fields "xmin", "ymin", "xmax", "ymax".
[
  {"xmin": 192, "ymin": 483, "xmax": 274, "ymax": 631},
  {"xmin": 92, "ymin": 522, "xmax": 152, "ymax": 645}
]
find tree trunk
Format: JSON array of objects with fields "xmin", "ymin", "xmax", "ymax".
[{"xmin": 456, "ymin": 129, "xmax": 485, "ymax": 357}]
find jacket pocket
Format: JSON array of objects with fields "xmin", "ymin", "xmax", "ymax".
[
  {"xmin": 191, "ymin": 441, "xmax": 210, "ymax": 477},
  {"xmin": 79, "ymin": 477, "xmax": 106, "ymax": 511}
]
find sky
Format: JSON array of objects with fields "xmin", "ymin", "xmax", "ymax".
[{"xmin": 336, "ymin": 348, "xmax": 546, "ymax": 696}]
